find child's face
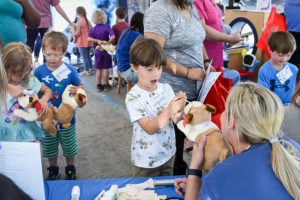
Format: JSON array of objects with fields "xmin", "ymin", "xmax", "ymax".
[
  {"xmin": 43, "ymin": 46, "xmax": 65, "ymax": 69},
  {"xmin": 7, "ymin": 65, "xmax": 28, "ymax": 85},
  {"xmin": 270, "ymin": 50, "xmax": 293, "ymax": 66},
  {"xmin": 132, "ymin": 64, "xmax": 162, "ymax": 92}
]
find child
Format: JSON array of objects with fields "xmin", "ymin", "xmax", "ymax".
[
  {"xmin": 116, "ymin": 12, "xmax": 144, "ymax": 84},
  {"xmin": 125, "ymin": 38, "xmax": 186, "ymax": 177},
  {"xmin": 258, "ymin": 31, "xmax": 298, "ymax": 104},
  {"xmin": 0, "ymin": 42, "xmax": 52, "ymax": 142},
  {"xmin": 88, "ymin": 10, "xmax": 115, "ymax": 91},
  {"xmin": 34, "ymin": 31, "xmax": 84, "ymax": 180},
  {"xmin": 71, "ymin": 7, "xmax": 93, "ymax": 76}
]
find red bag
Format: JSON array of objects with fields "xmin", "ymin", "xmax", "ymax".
[{"xmin": 256, "ymin": 2, "xmax": 287, "ymax": 58}]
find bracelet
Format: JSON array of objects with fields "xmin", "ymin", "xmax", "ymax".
[
  {"xmin": 186, "ymin": 168, "xmax": 202, "ymax": 177},
  {"xmin": 185, "ymin": 68, "xmax": 189, "ymax": 78},
  {"xmin": 204, "ymin": 59, "xmax": 211, "ymax": 64}
]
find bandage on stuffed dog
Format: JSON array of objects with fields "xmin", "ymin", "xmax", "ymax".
[
  {"xmin": 53, "ymin": 85, "xmax": 87, "ymax": 129},
  {"xmin": 177, "ymin": 101, "xmax": 232, "ymax": 173},
  {"xmin": 13, "ymin": 92, "xmax": 57, "ymax": 136}
]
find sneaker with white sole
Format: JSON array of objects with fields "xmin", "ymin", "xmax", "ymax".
[{"xmin": 79, "ymin": 71, "xmax": 89, "ymax": 76}]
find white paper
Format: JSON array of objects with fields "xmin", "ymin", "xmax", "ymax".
[
  {"xmin": 0, "ymin": 142, "xmax": 45, "ymax": 200},
  {"xmin": 256, "ymin": 0, "xmax": 271, "ymax": 12},
  {"xmin": 197, "ymin": 72, "xmax": 221, "ymax": 103},
  {"xmin": 52, "ymin": 63, "xmax": 71, "ymax": 82}
]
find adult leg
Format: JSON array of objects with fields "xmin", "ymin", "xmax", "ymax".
[
  {"xmin": 26, "ymin": 27, "xmax": 39, "ymax": 52},
  {"xmin": 34, "ymin": 34, "xmax": 42, "ymax": 61},
  {"xmin": 173, "ymin": 124, "xmax": 188, "ymax": 175}
]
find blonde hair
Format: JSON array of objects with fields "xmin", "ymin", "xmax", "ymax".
[
  {"xmin": 2, "ymin": 42, "xmax": 32, "ymax": 86},
  {"xmin": 42, "ymin": 31, "xmax": 69, "ymax": 52},
  {"xmin": 92, "ymin": 10, "xmax": 107, "ymax": 25},
  {"xmin": 225, "ymin": 82, "xmax": 300, "ymax": 199},
  {"xmin": 0, "ymin": 58, "xmax": 7, "ymax": 111}
]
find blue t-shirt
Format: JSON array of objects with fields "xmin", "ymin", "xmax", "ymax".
[
  {"xmin": 0, "ymin": 77, "xmax": 44, "ymax": 142},
  {"xmin": 199, "ymin": 138, "xmax": 300, "ymax": 200},
  {"xmin": 284, "ymin": 0, "xmax": 300, "ymax": 32},
  {"xmin": 116, "ymin": 27, "xmax": 142, "ymax": 72},
  {"xmin": 34, "ymin": 62, "xmax": 82, "ymax": 129},
  {"xmin": 257, "ymin": 61, "xmax": 298, "ymax": 104},
  {"xmin": 0, "ymin": 0, "xmax": 29, "ymax": 46}
]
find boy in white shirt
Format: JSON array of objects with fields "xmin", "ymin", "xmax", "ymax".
[{"xmin": 125, "ymin": 38, "xmax": 186, "ymax": 177}]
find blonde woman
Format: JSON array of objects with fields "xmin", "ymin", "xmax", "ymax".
[
  {"xmin": 175, "ymin": 82, "xmax": 300, "ymax": 200},
  {"xmin": 281, "ymin": 82, "xmax": 300, "ymax": 143},
  {"xmin": 88, "ymin": 10, "xmax": 115, "ymax": 91}
]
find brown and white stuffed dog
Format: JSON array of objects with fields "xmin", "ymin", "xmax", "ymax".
[
  {"xmin": 96, "ymin": 41, "xmax": 116, "ymax": 56},
  {"xmin": 177, "ymin": 101, "xmax": 232, "ymax": 173},
  {"xmin": 13, "ymin": 93, "xmax": 57, "ymax": 136},
  {"xmin": 53, "ymin": 85, "xmax": 87, "ymax": 129}
]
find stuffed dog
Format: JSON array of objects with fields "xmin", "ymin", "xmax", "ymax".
[
  {"xmin": 13, "ymin": 93, "xmax": 57, "ymax": 136},
  {"xmin": 177, "ymin": 101, "xmax": 232, "ymax": 173},
  {"xmin": 53, "ymin": 85, "xmax": 87, "ymax": 129},
  {"xmin": 96, "ymin": 41, "xmax": 116, "ymax": 56}
]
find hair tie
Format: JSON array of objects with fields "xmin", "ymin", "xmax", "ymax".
[{"xmin": 269, "ymin": 137, "xmax": 279, "ymax": 144}]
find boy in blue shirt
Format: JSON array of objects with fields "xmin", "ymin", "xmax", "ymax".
[
  {"xmin": 34, "ymin": 31, "xmax": 84, "ymax": 180},
  {"xmin": 258, "ymin": 31, "xmax": 298, "ymax": 104}
]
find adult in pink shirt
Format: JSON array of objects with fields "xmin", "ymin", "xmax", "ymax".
[
  {"xmin": 27, "ymin": 0, "xmax": 74, "ymax": 51},
  {"xmin": 193, "ymin": 0, "xmax": 241, "ymax": 69}
]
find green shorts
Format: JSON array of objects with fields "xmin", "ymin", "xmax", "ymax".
[{"xmin": 42, "ymin": 125, "xmax": 78, "ymax": 158}]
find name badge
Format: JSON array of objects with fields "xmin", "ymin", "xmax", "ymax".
[
  {"xmin": 52, "ymin": 64, "xmax": 71, "ymax": 82},
  {"xmin": 276, "ymin": 65, "xmax": 293, "ymax": 85}
]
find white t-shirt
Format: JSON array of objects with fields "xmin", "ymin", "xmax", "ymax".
[{"xmin": 125, "ymin": 82, "xmax": 176, "ymax": 168}]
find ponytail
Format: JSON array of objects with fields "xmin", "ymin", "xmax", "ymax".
[{"xmin": 271, "ymin": 140, "xmax": 300, "ymax": 200}]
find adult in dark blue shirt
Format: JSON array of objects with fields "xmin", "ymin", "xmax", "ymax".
[
  {"xmin": 116, "ymin": 12, "xmax": 143, "ymax": 84},
  {"xmin": 175, "ymin": 82, "xmax": 300, "ymax": 200}
]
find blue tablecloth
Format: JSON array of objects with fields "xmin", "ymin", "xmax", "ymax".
[{"xmin": 44, "ymin": 175, "xmax": 186, "ymax": 200}]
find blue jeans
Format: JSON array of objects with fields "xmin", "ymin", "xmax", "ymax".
[
  {"xmin": 79, "ymin": 47, "xmax": 93, "ymax": 71},
  {"xmin": 223, "ymin": 68, "xmax": 240, "ymax": 86}
]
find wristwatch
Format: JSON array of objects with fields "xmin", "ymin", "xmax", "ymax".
[
  {"xmin": 186, "ymin": 168, "xmax": 202, "ymax": 177},
  {"xmin": 204, "ymin": 59, "xmax": 211, "ymax": 64}
]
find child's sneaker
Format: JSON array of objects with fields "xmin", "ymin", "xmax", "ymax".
[
  {"xmin": 65, "ymin": 165, "xmax": 77, "ymax": 180},
  {"xmin": 103, "ymin": 84, "xmax": 112, "ymax": 90},
  {"xmin": 46, "ymin": 166, "xmax": 60, "ymax": 180},
  {"xmin": 97, "ymin": 84, "xmax": 104, "ymax": 92}
]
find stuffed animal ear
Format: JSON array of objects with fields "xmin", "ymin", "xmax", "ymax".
[
  {"xmin": 186, "ymin": 113, "xmax": 194, "ymax": 124},
  {"xmin": 31, "ymin": 100, "xmax": 39, "ymax": 108},
  {"xmin": 205, "ymin": 104, "xmax": 216, "ymax": 113}
]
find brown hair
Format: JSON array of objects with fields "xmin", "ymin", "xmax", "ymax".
[
  {"xmin": 115, "ymin": 7, "xmax": 127, "ymax": 19},
  {"xmin": 171, "ymin": 0, "xmax": 192, "ymax": 10},
  {"xmin": 268, "ymin": 31, "xmax": 296, "ymax": 54},
  {"xmin": 92, "ymin": 10, "xmax": 107, "ymax": 25},
  {"xmin": 42, "ymin": 31, "xmax": 69, "ymax": 52},
  {"xmin": 292, "ymin": 82, "xmax": 300, "ymax": 107},
  {"xmin": 130, "ymin": 38, "xmax": 167, "ymax": 68},
  {"xmin": 76, "ymin": 7, "xmax": 90, "ymax": 30},
  {"xmin": 2, "ymin": 42, "xmax": 32, "ymax": 85}
]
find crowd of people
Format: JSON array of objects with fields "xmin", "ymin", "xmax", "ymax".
[{"xmin": 0, "ymin": 0, "xmax": 300, "ymax": 199}]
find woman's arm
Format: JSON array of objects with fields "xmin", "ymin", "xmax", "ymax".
[
  {"xmin": 201, "ymin": 19, "xmax": 242, "ymax": 45},
  {"xmin": 54, "ymin": 4, "xmax": 75, "ymax": 27},
  {"xmin": 14, "ymin": 0, "xmax": 40, "ymax": 28},
  {"xmin": 145, "ymin": 32, "xmax": 205, "ymax": 81}
]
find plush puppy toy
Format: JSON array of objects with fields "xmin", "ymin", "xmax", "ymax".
[
  {"xmin": 96, "ymin": 40, "xmax": 116, "ymax": 56},
  {"xmin": 13, "ymin": 92, "xmax": 57, "ymax": 136},
  {"xmin": 53, "ymin": 85, "xmax": 87, "ymax": 129},
  {"xmin": 177, "ymin": 101, "xmax": 232, "ymax": 173}
]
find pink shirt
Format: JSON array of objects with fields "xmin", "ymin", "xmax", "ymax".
[
  {"xmin": 31, "ymin": 0, "xmax": 60, "ymax": 28},
  {"xmin": 76, "ymin": 18, "xmax": 93, "ymax": 48},
  {"xmin": 193, "ymin": 0, "xmax": 224, "ymax": 68}
]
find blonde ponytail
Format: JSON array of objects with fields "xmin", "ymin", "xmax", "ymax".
[
  {"xmin": 271, "ymin": 140, "xmax": 300, "ymax": 200},
  {"xmin": 0, "ymin": 59, "xmax": 7, "ymax": 111}
]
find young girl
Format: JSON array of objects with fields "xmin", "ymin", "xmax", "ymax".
[
  {"xmin": 125, "ymin": 38, "xmax": 186, "ymax": 177},
  {"xmin": 88, "ymin": 10, "xmax": 115, "ymax": 91},
  {"xmin": 0, "ymin": 42, "xmax": 52, "ymax": 142},
  {"xmin": 71, "ymin": 6, "xmax": 93, "ymax": 76}
]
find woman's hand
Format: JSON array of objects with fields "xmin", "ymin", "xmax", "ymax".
[
  {"xmin": 188, "ymin": 68, "xmax": 206, "ymax": 81},
  {"xmin": 190, "ymin": 135, "xmax": 207, "ymax": 169},
  {"xmin": 228, "ymin": 30, "xmax": 242, "ymax": 45},
  {"xmin": 174, "ymin": 178, "xmax": 187, "ymax": 196}
]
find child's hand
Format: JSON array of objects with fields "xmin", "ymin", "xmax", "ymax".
[
  {"xmin": 38, "ymin": 98, "xmax": 49, "ymax": 115},
  {"xmin": 170, "ymin": 92, "xmax": 186, "ymax": 115},
  {"xmin": 8, "ymin": 84, "xmax": 24, "ymax": 99},
  {"xmin": 68, "ymin": 85, "xmax": 78, "ymax": 95}
]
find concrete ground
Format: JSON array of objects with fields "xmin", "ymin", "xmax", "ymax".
[{"xmin": 41, "ymin": 61, "xmax": 191, "ymax": 180}]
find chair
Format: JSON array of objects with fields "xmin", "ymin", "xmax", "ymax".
[{"xmin": 117, "ymin": 70, "xmax": 132, "ymax": 94}]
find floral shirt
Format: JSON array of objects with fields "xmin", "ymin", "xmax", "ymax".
[{"xmin": 125, "ymin": 82, "xmax": 176, "ymax": 168}]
